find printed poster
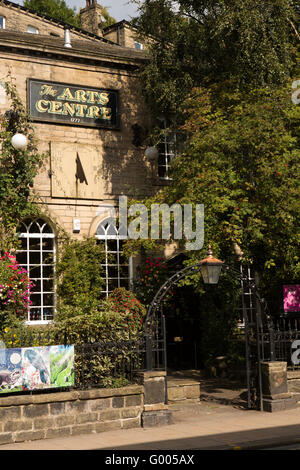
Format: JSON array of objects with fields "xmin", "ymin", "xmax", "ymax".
[
  {"xmin": 283, "ymin": 285, "xmax": 300, "ymax": 313},
  {"xmin": 0, "ymin": 344, "xmax": 74, "ymax": 394}
]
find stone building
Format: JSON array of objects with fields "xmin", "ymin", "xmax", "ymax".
[{"xmin": 0, "ymin": 0, "xmax": 171, "ymax": 324}]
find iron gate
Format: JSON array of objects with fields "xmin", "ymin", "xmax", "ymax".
[{"xmin": 144, "ymin": 262, "xmax": 270, "ymax": 410}]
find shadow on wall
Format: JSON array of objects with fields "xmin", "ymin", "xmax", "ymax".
[{"xmin": 98, "ymin": 76, "xmax": 159, "ymax": 199}]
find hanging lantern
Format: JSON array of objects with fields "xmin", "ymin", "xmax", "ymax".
[{"xmin": 199, "ymin": 245, "xmax": 224, "ymax": 284}]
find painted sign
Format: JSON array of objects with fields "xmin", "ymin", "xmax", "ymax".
[
  {"xmin": 28, "ymin": 79, "xmax": 120, "ymax": 129},
  {"xmin": 0, "ymin": 345, "xmax": 74, "ymax": 393},
  {"xmin": 283, "ymin": 285, "xmax": 300, "ymax": 313}
]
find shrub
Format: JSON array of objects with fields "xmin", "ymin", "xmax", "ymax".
[
  {"xmin": 56, "ymin": 237, "xmax": 106, "ymax": 314},
  {"xmin": 133, "ymin": 256, "xmax": 171, "ymax": 306},
  {"xmin": 102, "ymin": 288, "xmax": 146, "ymax": 332},
  {"xmin": 0, "ymin": 252, "xmax": 33, "ymax": 332}
]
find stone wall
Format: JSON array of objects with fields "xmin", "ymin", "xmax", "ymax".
[
  {"xmin": 0, "ymin": 385, "xmax": 144, "ymax": 445},
  {"xmin": 0, "ymin": 371, "xmax": 173, "ymax": 445},
  {"xmin": 0, "ymin": 4, "xmax": 94, "ymax": 41}
]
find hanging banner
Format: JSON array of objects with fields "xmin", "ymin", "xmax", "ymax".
[
  {"xmin": 28, "ymin": 79, "xmax": 120, "ymax": 129},
  {"xmin": 0, "ymin": 345, "xmax": 75, "ymax": 394}
]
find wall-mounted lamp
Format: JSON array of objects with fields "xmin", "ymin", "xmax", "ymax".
[
  {"xmin": 11, "ymin": 132, "xmax": 28, "ymax": 150},
  {"xmin": 145, "ymin": 146, "xmax": 158, "ymax": 161}
]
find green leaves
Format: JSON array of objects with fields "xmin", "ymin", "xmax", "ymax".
[{"xmin": 0, "ymin": 77, "xmax": 47, "ymax": 251}]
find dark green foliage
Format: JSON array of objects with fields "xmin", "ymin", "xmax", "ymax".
[
  {"xmin": 134, "ymin": 0, "xmax": 298, "ymax": 118},
  {"xmin": 55, "ymin": 237, "xmax": 106, "ymax": 314},
  {"xmin": 23, "ymin": 0, "xmax": 81, "ymax": 27}
]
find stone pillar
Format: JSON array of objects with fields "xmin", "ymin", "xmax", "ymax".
[
  {"xmin": 136, "ymin": 371, "xmax": 172, "ymax": 427},
  {"xmin": 261, "ymin": 362, "xmax": 298, "ymax": 412}
]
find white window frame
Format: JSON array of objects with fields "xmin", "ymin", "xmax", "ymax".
[
  {"xmin": 95, "ymin": 217, "xmax": 132, "ymax": 298},
  {"xmin": 134, "ymin": 41, "xmax": 143, "ymax": 50},
  {"xmin": 17, "ymin": 219, "xmax": 56, "ymax": 325},
  {"xmin": 27, "ymin": 25, "xmax": 39, "ymax": 34},
  {"xmin": 0, "ymin": 16, "xmax": 5, "ymax": 29},
  {"xmin": 158, "ymin": 118, "xmax": 176, "ymax": 180}
]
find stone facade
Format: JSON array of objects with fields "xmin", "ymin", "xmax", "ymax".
[
  {"xmin": 0, "ymin": 1, "xmax": 105, "ymax": 42},
  {"xmin": 103, "ymin": 21, "xmax": 146, "ymax": 50},
  {"xmin": 0, "ymin": 1, "xmax": 162, "ymax": 240}
]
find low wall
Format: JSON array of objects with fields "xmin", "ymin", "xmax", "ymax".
[
  {"xmin": 0, "ymin": 385, "xmax": 144, "ymax": 445},
  {"xmin": 287, "ymin": 370, "xmax": 300, "ymax": 397},
  {"xmin": 0, "ymin": 371, "xmax": 171, "ymax": 445}
]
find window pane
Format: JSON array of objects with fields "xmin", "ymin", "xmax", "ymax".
[
  {"xmin": 30, "ymin": 251, "xmax": 40, "ymax": 264},
  {"xmin": 119, "ymin": 265, "xmax": 129, "ymax": 278},
  {"xmin": 29, "ymin": 238, "xmax": 40, "ymax": 250},
  {"xmin": 43, "ymin": 279, "xmax": 54, "ymax": 292},
  {"xmin": 29, "ymin": 308, "xmax": 42, "ymax": 322},
  {"xmin": 19, "ymin": 238, "xmax": 27, "ymax": 250},
  {"xmin": 43, "ymin": 265, "xmax": 54, "ymax": 278},
  {"xmin": 42, "ymin": 252, "xmax": 54, "ymax": 264},
  {"xmin": 17, "ymin": 251, "xmax": 27, "ymax": 265},
  {"xmin": 120, "ymin": 279, "xmax": 129, "ymax": 289},
  {"xmin": 30, "ymin": 265, "xmax": 41, "ymax": 278},
  {"xmin": 43, "ymin": 294, "xmax": 54, "ymax": 306},
  {"xmin": 30, "ymin": 294, "xmax": 41, "ymax": 307},
  {"xmin": 108, "ymin": 266, "xmax": 119, "ymax": 278},
  {"xmin": 107, "ymin": 240, "xmax": 118, "ymax": 252},
  {"xmin": 44, "ymin": 308, "xmax": 54, "ymax": 321},
  {"xmin": 42, "ymin": 238, "xmax": 53, "ymax": 250}
]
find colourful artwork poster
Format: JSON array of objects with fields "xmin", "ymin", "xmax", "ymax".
[
  {"xmin": 0, "ymin": 348, "xmax": 22, "ymax": 393},
  {"xmin": 0, "ymin": 344, "xmax": 74, "ymax": 393},
  {"xmin": 22, "ymin": 346, "xmax": 51, "ymax": 391},
  {"xmin": 283, "ymin": 285, "xmax": 300, "ymax": 313},
  {"xmin": 50, "ymin": 345, "xmax": 75, "ymax": 388}
]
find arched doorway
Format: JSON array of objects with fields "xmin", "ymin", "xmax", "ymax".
[{"xmin": 144, "ymin": 255, "xmax": 267, "ymax": 410}]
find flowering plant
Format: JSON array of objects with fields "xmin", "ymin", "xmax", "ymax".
[
  {"xmin": 0, "ymin": 252, "xmax": 34, "ymax": 328},
  {"xmin": 134, "ymin": 256, "xmax": 173, "ymax": 306},
  {"xmin": 102, "ymin": 288, "xmax": 146, "ymax": 332}
]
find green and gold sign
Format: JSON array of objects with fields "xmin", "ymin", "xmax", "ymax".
[{"xmin": 28, "ymin": 79, "xmax": 120, "ymax": 129}]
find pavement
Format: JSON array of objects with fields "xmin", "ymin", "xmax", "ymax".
[{"xmin": 2, "ymin": 378, "xmax": 300, "ymax": 452}]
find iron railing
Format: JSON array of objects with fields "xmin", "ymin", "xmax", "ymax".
[{"xmin": 0, "ymin": 331, "xmax": 166, "ymax": 395}]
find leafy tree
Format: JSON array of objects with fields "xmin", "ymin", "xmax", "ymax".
[
  {"xmin": 24, "ymin": 0, "xmax": 81, "ymax": 27},
  {"xmin": 152, "ymin": 84, "xmax": 299, "ymax": 313},
  {"xmin": 101, "ymin": 6, "xmax": 117, "ymax": 29},
  {"xmin": 133, "ymin": 0, "xmax": 299, "ymax": 118}
]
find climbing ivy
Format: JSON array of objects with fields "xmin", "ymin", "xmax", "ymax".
[{"xmin": 0, "ymin": 75, "xmax": 47, "ymax": 252}]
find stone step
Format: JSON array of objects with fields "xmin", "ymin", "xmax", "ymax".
[{"xmin": 167, "ymin": 380, "xmax": 201, "ymax": 402}]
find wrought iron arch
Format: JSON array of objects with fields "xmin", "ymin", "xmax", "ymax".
[{"xmin": 143, "ymin": 261, "xmax": 271, "ymax": 411}]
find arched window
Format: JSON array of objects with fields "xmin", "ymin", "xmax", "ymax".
[
  {"xmin": 95, "ymin": 217, "xmax": 131, "ymax": 298},
  {"xmin": 16, "ymin": 218, "xmax": 56, "ymax": 323}
]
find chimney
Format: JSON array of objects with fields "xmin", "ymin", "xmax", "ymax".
[{"xmin": 80, "ymin": 0, "xmax": 103, "ymax": 37}]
